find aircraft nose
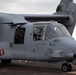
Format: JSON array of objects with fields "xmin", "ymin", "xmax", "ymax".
[
  {"xmin": 57, "ymin": 37, "xmax": 76, "ymax": 51},
  {"xmin": 55, "ymin": 37, "xmax": 76, "ymax": 59}
]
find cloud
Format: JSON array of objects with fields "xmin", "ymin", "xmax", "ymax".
[
  {"xmin": 0, "ymin": 0, "xmax": 60, "ymax": 14},
  {"xmin": 0, "ymin": 0, "xmax": 75, "ymax": 14}
]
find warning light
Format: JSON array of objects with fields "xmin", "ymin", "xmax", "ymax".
[{"xmin": 0, "ymin": 49, "xmax": 4, "ymax": 56}]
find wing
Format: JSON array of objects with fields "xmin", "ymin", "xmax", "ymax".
[{"xmin": 0, "ymin": 13, "xmax": 27, "ymax": 26}]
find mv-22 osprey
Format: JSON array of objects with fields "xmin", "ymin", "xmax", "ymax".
[{"xmin": 0, "ymin": 0, "xmax": 76, "ymax": 72}]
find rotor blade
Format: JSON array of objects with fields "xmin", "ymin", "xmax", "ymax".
[
  {"xmin": 9, "ymin": 22, "xmax": 27, "ymax": 26},
  {"xmin": 1, "ymin": 22, "xmax": 27, "ymax": 26},
  {"xmin": 1, "ymin": 22, "xmax": 14, "ymax": 24}
]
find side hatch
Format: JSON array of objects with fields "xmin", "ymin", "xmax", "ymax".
[{"xmin": 13, "ymin": 25, "xmax": 26, "ymax": 59}]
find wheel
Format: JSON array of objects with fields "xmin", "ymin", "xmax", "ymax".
[
  {"xmin": 62, "ymin": 63, "xmax": 70, "ymax": 72},
  {"xmin": 1, "ymin": 60, "xmax": 11, "ymax": 64},
  {"xmin": 68, "ymin": 64, "xmax": 72, "ymax": 71}
]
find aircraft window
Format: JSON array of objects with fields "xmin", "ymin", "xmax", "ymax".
[
  {"xmin": 14, "ymin": 26, "xmax": 25, "ymax": 44},
  {"xmin": 46, "ymin": 26, "xmax": 57, "ymax": 39},
  {"xmin": 57, "ymin": 26, "xmax": 70, "ymax": 36},
  {"xmin": 33, "ymin": 26, "xmax": 45, "ymax": 41},
  {"xmin": 46, "ymin": 25, "xmax": 70, "ymax": 39}
]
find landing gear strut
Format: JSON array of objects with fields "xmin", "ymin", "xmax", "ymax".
[
  {"xmin": 1, "ymin": 60, "xmax": 11, "ymax": 64},
  {"xmin": 62, "ymin": 63, "xmax": 72, "ymax": 72}
]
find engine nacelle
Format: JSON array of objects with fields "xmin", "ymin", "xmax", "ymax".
[{"xmin": 66, "ymin": 53, "xmax": 76, "ymax": 59}]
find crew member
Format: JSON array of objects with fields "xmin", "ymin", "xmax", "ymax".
[{"xmin": 15, "ymin": 25, "xmax": 24, "ymax": 44}]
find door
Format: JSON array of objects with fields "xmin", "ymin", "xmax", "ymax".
[{"xmin": 13, "ymin": 26, "xmax": 26, "ymax": 59}]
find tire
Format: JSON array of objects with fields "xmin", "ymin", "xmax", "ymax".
[
  {"xmin": 1, "ymin": 60, "xmax": 11, "ymax": 64},
  {"xmin": 68, "ymin": 64, "xmax": 72, "ymax": 71},
  {"xmin": 62, "ymin": 63, "xmax": 69, "ymax": 72}
]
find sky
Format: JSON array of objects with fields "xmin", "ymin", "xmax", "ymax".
[
  {"xmin": 0, "ymin": 0, "xmax": 76, "ymax": 39},
  {"xmin": 0, "ymin": 0, "xmax": 60, "ymax": 14}
]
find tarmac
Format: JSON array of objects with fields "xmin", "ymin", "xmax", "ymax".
[{"xmin": 0, "ymin": 60, "xmax": 76, "ymax": 75}]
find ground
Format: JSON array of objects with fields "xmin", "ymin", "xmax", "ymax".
[{"xmin": 0, "ymin": 60, "xmax": 76, "ymax": 75}]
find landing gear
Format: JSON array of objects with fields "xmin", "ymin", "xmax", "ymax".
[
  {"xmin": 62, "ymin": 63, "xmax": 72, "ymax": 72},
  {"xmin": 1, "ymin": 60, "xmax": 12, "ymax": 64}
]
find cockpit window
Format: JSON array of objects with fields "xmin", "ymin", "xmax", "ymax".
[
  {"xmin": 56, "ymin": 26, "xmax": 70, "ymax": 36},
  {"xmin": 46, "ymin": 25, "xmax": 70, "ymax": 39},
  {"xmin": 33, "ymin": 26, "xmax": 45, "ymax": 41},
  {"xmin": 46, "ymin": 25, "xmax": 57, "ymax": 39}
]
